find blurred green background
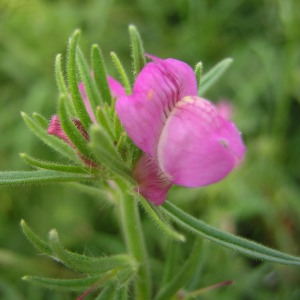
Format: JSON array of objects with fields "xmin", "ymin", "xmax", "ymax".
[{"xmin": 1, "ymin": 0, "xmax": 300, "ymax": 299}]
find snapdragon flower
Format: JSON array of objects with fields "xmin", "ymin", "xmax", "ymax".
[{"xmin": 116, "ymin": 56, "xmax": 246, "ymax": 205}]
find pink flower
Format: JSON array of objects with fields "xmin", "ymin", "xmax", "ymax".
[
  {"xmin": 215, "ymin": 100, "xmax": 234, "ymax": 120},
  {"xmin": 116, "ymin": 56, "xmax": 246, "ymax": 205},
  {"xmin": 48, "ymin": 76, "xmax": 125, "ymax": 166}
]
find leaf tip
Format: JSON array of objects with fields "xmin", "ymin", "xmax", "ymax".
[
  {"xmin": 22, "ymin": 276, "xmax": 29, "ymax": 281},
  {"xmin": 20, "ymin": 219, "xmax": 26, "ymax": 227},
  {"xmin": 48, "ymin": 228, "xmax": 59, "ymax": 241}
]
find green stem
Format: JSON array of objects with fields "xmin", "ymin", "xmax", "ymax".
[{"xmin": 119, "ymin": 188, "xmax": 151, "ymax": 300}]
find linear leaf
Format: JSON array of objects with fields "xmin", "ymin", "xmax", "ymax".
[
  {"xmin": 92, "ymin": 44, "xmax": 112, "ymax": 105},
  {"xmin": 32, "ymin": 112, "xmax": 49, "ymax": 129},
  {"xmin": 48, "ymin": 229, "xmax": 136, "ymax": 275},
  {"xmin": 21, "ymin": 112, "xmax": 81, "ymax": 164},
  {"xmin": 21, "ymin": 220, "xmax": 51, "ymax": 255},
  {"xmin": 198, "ymin": 58, "xmax": 233, "ymax": 95},
  {"xmin": 155, "ymin": 239, "xmax": 202, "ymax": 300},
  {"xmin": 110, "ymin": 52, "xmax": 131, "ymax": 95},
  {"xmin": 22, "ymin": 275, "xmax": 104, "ymax": 292},
  {"xmin": 161, "ymin": 201, "xmax": 300, "ymax": 266},
  {"xmin": 129, "ymin": 24, "xmax": 146, "ymax": 78},
  {"xmin": 55, "ymin": 54, "xmax": 68, "ymax": 95},
  {"xmin": 20, "ymin": 153, "xmax": 97, "ymax": 174},
  {"xmin": 194, "ymin": 62, "xmax": 203, "ymax": 89},
  {"xmin": 58, "ymin": 94, "xmax": 97, "ymax": 163},
  {"xmin": 67, "ymin": 29, "xmax": 92, "ymax": 129},
  {"xmin": 76, "ymin": 47, "xmax": 101, "ymax": 115},
  {"xmin": 137, "ymin": 195, "xmax": 185, "ymax": 242},
  {"xmin": 0, "ymin": 170, "xmax": 97, "ymax": 186},
  {"xmin": 55, "ymin": 54, "xmax": 77, "ymax": 116}
]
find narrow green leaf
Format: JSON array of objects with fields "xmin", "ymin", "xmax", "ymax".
[
  {"xmin": 161, "ymin": 240, "xmax": 180, "ymax": 285},
  {"xmin": 95, "ymin": 105, "xmax": 114, "ymax": 139},
  {"xmin": 55, "ymin": 54, "xmax": 68, "ymax": 95},
  {"xmin": 0, "ymin": 170, "xmax": 97, "ymax": 186},
  {"xmin": 161, "ymin": 201, "xmax": 300, "ymax": 266},
  {"xmin": 48, "ymin": 229, "xmax": 136, "ymax": 275},
  {"xmin": 194, "ymin": 62, "xmax": 203, "ymax": 89},
  {"xmin": 67, "ymin": 29, "xmax": 92, "ymax": 129},
  {"xmin": 20, "ymin": 153, "xmax": 97, "ymax": 174},
  {"xmin": 89, "ymin": 125, "xmax": 134, "ymax": 182},
  {"xmin": 20, "ymin": 220, "xmax": 51, "ymax": 255},
  {"xmin": 95, "ymin": 285, "xmax": 115, "ymax": 300},
  {"xmin": 22, "ymin": 275, "xmax": 104, "ymax": 292},
  {"xmin": 55, "ymin": 54, "xmax": 77, "ymax": 116},
  {"xmin": 198, "ymin": 58, "xmax": 233, "ymax": 96},
  {"xmin": 114, "ymin": 112, "xmax": 123, "ymax": 141},
  {"xmin": 58, "ymin": 94, "xmax": 97, "ymax": 163},
  {"xmin": 110, "ymin": 52, "xmax": 131, "ymax": 95},
  {"xmin": 137, "ymin": 195, "xmax": 185, "ymax": 242},
  {"xmin": 129, "ymin": 24, "xmax": 146, "ymax": 78},
  {"xmin": 21, "ymin": 112, "xmax": 81, "ymax": 164},
  {"xmin": 92, "ymin": 44, "xmax": 112, "ymax": 105},
  {"xmin": 155, "ymin": 238, "xmax": 203, "ymax": 300},
  {"xmin": 118, "ymin": 285, "xmax": 128, "ymax": 300},
  {"xmin": 32, "ymin": 112, "xmax": 49, "ymax": 129},
  {"xmin": 76, "ymin": 47, "xmax": 101, "ymax": 115}
]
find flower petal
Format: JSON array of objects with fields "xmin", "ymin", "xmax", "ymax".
[
  {"xmin": 157, "ymin": 96, "xmax": 246, "ymax": 187},
  {"xmin": 133, "ymin": 154, "xmax": 172, "ymax": 205},
  {"xmin": 116, "ymin": 57, "xmax": 197, "ymax": 157},
  {"xmin": 48, "ymin": 115, "xmax": 74, "ymax": 147},
  {"xmin": 215, "ymin": 100, "xmax": 233, "ymax": 120},
  {"xmin": 107, "ymin": 76, "xmax": 126, "ymax": 98},
  {"xmin": 48, "ymin": 115, "xmax": 96, "ymax": 167}
]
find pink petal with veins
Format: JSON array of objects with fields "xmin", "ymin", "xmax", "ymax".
[
  {"xmin": 133, "ymin": 154, "xmax": 172, "ymax": 205},
  {"xmin": 157, "ymin": 96, "xmax": 246, "ymax": 187},
  {"xmin": 116, "ymin": 58, "xmax": 197, "ymax": 156}
]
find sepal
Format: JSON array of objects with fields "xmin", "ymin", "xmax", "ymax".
[{"xmin": 89, "ymin": 125, "xmax": 133, "ymax": 182}]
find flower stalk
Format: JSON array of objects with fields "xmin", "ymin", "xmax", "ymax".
[{"xmin": 118, "ymin": 186, "xmax": 151, "ymax": 300}]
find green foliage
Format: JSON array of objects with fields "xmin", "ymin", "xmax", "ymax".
[
  {"xmin": 1, "ymin": 0, "xmax": 300, "ymax": 299},
  {"xmin": 21, "ymin": 220, "xmax": 136, "ymax": 295}
]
